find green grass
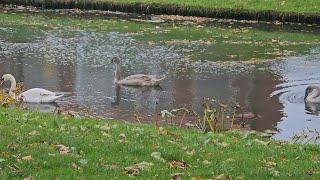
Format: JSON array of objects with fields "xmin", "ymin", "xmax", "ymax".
[
  {"xmin": 6, "ymin": 0, "xmax": 320, "ymax": 14},
  {"xmin": 98, "ymin": 0, "xmax": 320, "ymax": 14},
  {"xmin": 0, "ymin": 107, "xmax": 319, "ymax": 179}
]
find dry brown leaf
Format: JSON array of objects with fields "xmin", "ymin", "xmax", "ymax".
[
  {"xmin": 169, "ymin": 160, "xmax": 189, "ymax": 170},
  {"xmin": 151, "ymin": 152, "xmax": 166, "ymax": 162},
  {"xmin": 202, "ymin": 160, "xmax": 211, "ymax": 165},
  {"xmin": 186, "ymin": 149, "xmax": 196, "ymax": 156},
  {"xmin": 7, "ymin": 143, "xmax": 18, "ymax": 150},
  {"xmin": 23, "ymin": 176, "xmax": 34, "ymax": 180},
  {"xmin": 119, "ymin": 133, "xmax": 126, "ymax": 143},
  {"xmin": 157, "ymin": 127, "xmax": 167, "ymax": 135},
  {"xmin": 54, "ymin": 144, "xmax": 71, "ymax": 155},
  {"xmin": 28, "ymin": 130, "xmax": 39, "ymax": 136},
  {"xmin": 214, "ymin": 174, "xmax": 227, "ymax": 180},
  {"xmin": 125, "ymin": 161, "xmax": 153, "ymax": 176},
  {"xmin": 71, "ymin": 162, "xmax": 78, "ymax": 169},
  {"xmin": 22, "ymin": 155, "xmax": 33, "ymax": 161},
  {"xmin": 262, "ymin": 160, "xmax": 277, "ymax": 168},
  {"xmin": 100, "ymin": 125, "xmax": 110, "ymax": 131},
  {"xmin": 171, "ymin": 173, "xmax": 183, "ymax": 180}
]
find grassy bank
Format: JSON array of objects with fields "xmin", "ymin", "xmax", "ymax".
[
  {"xmin": 0, "ymin": 107, "xmax": 319, "ymax": 179},
  {"xmin": 1, "ymin": 0, "xmax": 320, "ymax": 24}
]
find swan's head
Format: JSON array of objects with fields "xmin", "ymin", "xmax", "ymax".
[
  {"xmin": 111, "ymin": 57, "xmax": 121, "ymax": 64},
  {"xmin": 305, "ymin": 86, "xmax": 318, "ymax": 100},
  {"xmin": 0, "ymin": 74, "xmax": 14, "ymax": 85}
]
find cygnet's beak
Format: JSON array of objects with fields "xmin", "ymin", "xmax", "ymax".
[{"xmin": 0, "ymin": 78, "xmax": 4, "ymax": 85}]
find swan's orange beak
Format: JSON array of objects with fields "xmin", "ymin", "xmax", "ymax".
[{"xmin": 0, "ymin": 78, "xmax": 4, "ymax": 86}]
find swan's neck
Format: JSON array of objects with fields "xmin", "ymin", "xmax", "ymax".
[
  {"xmin": 8, "ymin": 76, "xmax": 17, "ymax": 98},
  {"xmin": 114, "ymin": 63, "xmax": 121, "ymax": 82}
]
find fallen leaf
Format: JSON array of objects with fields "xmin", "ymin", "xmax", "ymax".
[
  {"xmin": 71, "ymin": 162, "xmax": 78, "ymax": 169},
  {"xmin": 202, "ymin": 160, "xmax": 211, "ymax": 165},
  {"xmin": 253, "ymin": 139, "xmax": 270, "ymax": 146},
  {"xmin": 7, "ymin": 143, "xmax": 18, "ymax": 150},
  {"xmin": 263, "ymin": 160, "xmax": 277, "ymax": 168},
  {"xmin": 78, "ymin": 159, "xmax": 88, "ymax": 166},
  {"xmin": 271, "ymin": 170, "xmax": 280, "ymax": 177},
  {"xmin": 223, "ymin": 158, "xmax": 235, "ymax": 163},
  {"xmin": 169, "ymin": 160, "xmax": 189, "ymax": 170},
  {"xmin": 185, "ymin": 123, "xmax": 195, "ymax": 127},
  {"xmin": 125, "ymin": 161, "xmax": 154, "ymax": 176},
  {"xmin": 102, "ymin": 163, "xmax": 119, "ymax": 169},
  {"xmin": 216, "ymin": 142, "xmax": 229, "ymax": 148},
  {"xmin": 157, "ymin": 127, "xmax": 167, "ymax": 135},
  {"xmin": 151, "ymin": 152, "xmax": 166, "ymax": 162},
  {"xmin": 22, "ymin": 155, "xmax": 33, "ymax": 161},
  {"xmin": 23, "ymin": 176, "xmax": 34, "ymax": 180},
  {"xmin": 54, "ymin": 144, "xmax": 71, "ymax": 155},
  {"xmin": 0, "ymin": 158, "xmax": 5, "ymax": 163},
  {"xmin": 171, "ymin": 173, "xmax": 183, "ymax": 180},
  {"xmin": 186, "ymin": 149, "xmax": 196, "ymax": 156},
  {"xmin": 100, "ymin": 125, "xmax": 110, "ymax": 131},
  {"xmin": 214, "ymin": 174, "xmax": 225, "ymax": 180},
  {"xmin": 28, "ymin": 130, "xmax": 39, "ymax": 136},
  {"xmin": 119, "ymin": 133, "xmax": 126, "ymax": 143},
  {"xmin": 264, "ymin": 129, "xmax": 278, "ymax": 135}
]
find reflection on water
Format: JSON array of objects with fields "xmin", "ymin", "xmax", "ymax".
[
  {"xmin": 270, "ymin": 55, "xmax": 320, "ymax": 140},
  {"xmin": 0, "ymin": 22, "xmax": 320, "ymax": 141},
  {"xmin": 23, "ymin": 102, "xmax": 59, "ymax": 113}
]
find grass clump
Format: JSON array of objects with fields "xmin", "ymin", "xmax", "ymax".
[{"xmin": 0, "ymin": 107, "xmax": 319, "ymax": 179}]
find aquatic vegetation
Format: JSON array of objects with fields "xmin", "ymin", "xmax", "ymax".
[
  {"xmin": 0, "ymin": 12, "xmax": 319, "ymax": 62},
  {"xmin": 194, "ymin": 98, "xmax": 232, "ymax": 133}
]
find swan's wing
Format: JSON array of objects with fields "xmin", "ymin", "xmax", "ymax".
[
  {"xmin": 123, "ymin": 74, "xmax": 153, "ymax": 81},
  {"xmin": 20, "ymin": 88, "xmax": 64, "ymax": 103},
  {"xmin": 22, "ymin": 88, "xmax": 55, "ymax": 96}
]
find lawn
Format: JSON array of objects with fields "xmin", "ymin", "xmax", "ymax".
[
  {"xmin": 3, "ymin": 0, "xmax": 320, "ymax": 14},
  {"xmin": 94, "ymin": 0, "xmax": 320, "ymax": 14},
  {"xmin": 0, "ymin": 107, "xmax": 319, "ymax": 179}
]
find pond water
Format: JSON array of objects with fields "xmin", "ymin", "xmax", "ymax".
[{"xmin": 0, "ymin": 12, "xmax": 320, "ymax": 141}]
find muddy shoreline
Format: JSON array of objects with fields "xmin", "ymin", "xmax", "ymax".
[{"xmin": 1, "ymin": 0, "xmax": 320, "ymax": 24}]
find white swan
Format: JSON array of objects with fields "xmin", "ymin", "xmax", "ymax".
[
  {"xmin": 0, "ymin": 74, "xmax": 64, "ymax": 103},
  {"xmin": 304, "ymin": 85, "xmax": 320, "ymax": 103},
  {"xmin": 111, "ymin": 57, "xmax": 165, "ymax": 86}
]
